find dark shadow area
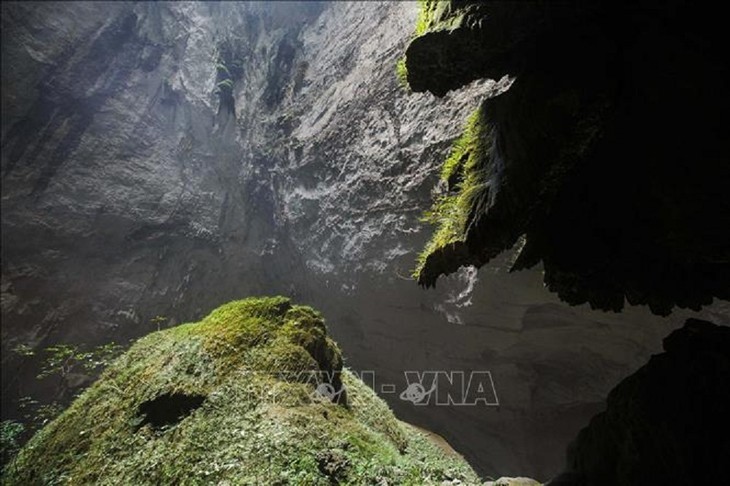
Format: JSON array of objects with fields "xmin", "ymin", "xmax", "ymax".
[
  {"xmin": 138, "ymin": 393, "xmax": 206, "ymax": 429},
  {"xmin": 550, "ymin": 318, "xmax": 730, "ymax": 485}
]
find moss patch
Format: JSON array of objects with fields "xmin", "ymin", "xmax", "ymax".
[
  {"xmin": 414, "ymin": 102, "xmax": 495, "ymax": 284},
  {"xmin": 396, "ymin": 1, "xmax": 458, "ymax": 91},
  {"xmin": 396, "ymin": 57, "xmax": 410, "ymax": 90},
  {"xmin": 414, "ymin": 0, "xmax": 461, "ymax": 37},
  {"xmin": 402, "ymin": 1, "xmax": 730, "ymax": 313},
  {"xmin": 4, "ymin": 297, "xmax": 481, "ymax": 485},
  {"xmin": 415, "ymin": 0, "xmax": 438, "ymax": 37}
]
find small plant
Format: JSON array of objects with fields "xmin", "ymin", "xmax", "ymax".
[
  {"xmin": 0, "ymin": 420, "xmax": 24, "ymax": 468},
  {"xmin": 37, "ymin": 342, "xmax": 123, "ymax": 382},
  {"xmin": 215, "ymin": 63, "xmax": 231, "ymax": 78},
  {"xmin": 216, "ymin": 78, "xmax": 234, "ymax": 93},
  {"xmin": 11, "ymin": 344, "xmax": 34, "ymax": 357},
  {"xmin": 9, "ymin": 341, "xmax": 126, "ymax": 438},
  {"xmin": 150, "ymin": 315, "xmax": 168, "ymax": 331}
]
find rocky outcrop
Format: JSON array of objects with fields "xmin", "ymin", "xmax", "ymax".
[
  {"xmin": 549, "ymin": 318, "xmax": 730, "ymax": 485},
  {"xmin": 404, "ymin": 1, "xmax": 730, "ymax": 315},
  {"xmin": 2, "ymin": 1, "xmax": 729, "ymax": 480},
  {"xmin": 0, "ymin": 0, "xmax": 482, "ymax": 414},
  {"xmin": 3, "ymin": 297, "xmax": 482, "ymax": 485}
]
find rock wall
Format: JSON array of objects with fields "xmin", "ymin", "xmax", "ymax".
[
  {"xmin": 2, "ymin": 1, "xmax": 729, "ymax": 479},
  {"xmin": 403, "ymin": 0, "xmax": 730, "ymax": 315}
]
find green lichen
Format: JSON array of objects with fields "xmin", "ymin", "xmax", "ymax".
[
  {"xmin": 414, "ymin": 103, "xmax": 494, "ymax": 282},
  {"xmin": 3, "ymin": 297, "xmax": 481, "ymax": 485},
  {"xmin": 396, "ymin": 57, "xmax": 410, "ymax": 90},
  {"xmin": 414, "ymin": 0, "xmax": 467, "ymax": 37},
  {"xmin": 396, "ymin": 0, "xmax": 443, "ymax": 91},
  {"xmin": 414, "ymin": 0, "xmax": 442, "ymax": 37}
]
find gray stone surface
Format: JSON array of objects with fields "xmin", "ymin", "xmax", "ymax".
[{"xmin": 2, "ymin": 1, "xmax": 728, "ymax": 479}]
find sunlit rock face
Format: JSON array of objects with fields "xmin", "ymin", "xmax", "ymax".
[
  {"xmin": 405, "ymin": 1, "xmax": 730, "ymax": 315},
  {"xmin": 2, "ymin": 1, "xmax": 728, "ymax": 480}
]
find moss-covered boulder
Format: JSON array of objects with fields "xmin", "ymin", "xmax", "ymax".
[
  {"xmin": 3, "ymin": 297, "xmax": 482, "ymax": 485},
  {"xmin": 404, "ymin": 1, "xmax": 730, "ymax": 315}
]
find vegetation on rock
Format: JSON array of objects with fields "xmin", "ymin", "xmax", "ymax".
[
  {"xmin": 214, "ymin": 38, "xmax": 244, "ymax": 115},
  {"xmin": 0, "ymin": 421, "xmax": 24, "ymax": 468},
  {"xmin": 403, "ymin": 0, "xmax": 730, "ymax": 314},
  {"xmin": 3, "ymin": 297, "xmax": 482, "ymax": 485},
  {"xmin": 414, "ymin": 102, "xmax": 494, "ymax": 283},
  {"xmin": 395, "ymin": 58, "xmax": 409, "ymax": 91}
]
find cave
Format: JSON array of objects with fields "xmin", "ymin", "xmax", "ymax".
[{"xmin": 1, "ymin": 1, "xmax": 728, "ymax": 484}]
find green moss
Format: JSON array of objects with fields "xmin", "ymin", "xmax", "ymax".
[
  {"xmin": 414, "ymin": 0, "xmax": 440, "ymax": 37},
  {"xmin": 414, "ymin": 0, "xmax": 465, "ymax": 37},
  {"xmin": 395, "ymin": 1, "xmax": 446, "ymax": 92},
  {"xmin": 4, "ymin": 297, "xmax": 481, "ymax": 485},
  {"xmin": 402, "ymin": 0, "xmax": 481, "ymax": 96},
  {"xmin": 414, "ymin": 103, "xmax": 494, "ymax": 281},
  {"xmin": 397, "ymin": 0, "xmax": 445, "ymax": 91},
  {"xmin": 396, "ymin": 57, "xmax": 410, "ymax": 90}
]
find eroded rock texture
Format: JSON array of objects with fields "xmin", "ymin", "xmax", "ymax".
[
  {"xmin": 550, "ymin": 318, "xmax": 730, "ymax": 485},
  {"xmin": 2, "ymin": 1, "xmax": 729, "ymax": 480},
  {"xmin": 405, "ymin": 1, "xmax": 730, "ymax": 315},
  {"xmin": 1, "ymin": 0, "xmax": 485, "ymax": 406}
]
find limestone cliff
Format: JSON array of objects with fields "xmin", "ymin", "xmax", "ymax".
[{"xmin": 2, "ymin": 1, "xmax": 729, "ymax": 480}]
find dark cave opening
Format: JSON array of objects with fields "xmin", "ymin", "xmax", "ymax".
[{"xmin": 137, "ymin": 393, "xmax": 206, "ymax": 429}]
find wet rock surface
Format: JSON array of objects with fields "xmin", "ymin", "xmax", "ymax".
[{"xmin": 2, "ymin": 1, "xmax": 729, "ymax": 479}]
